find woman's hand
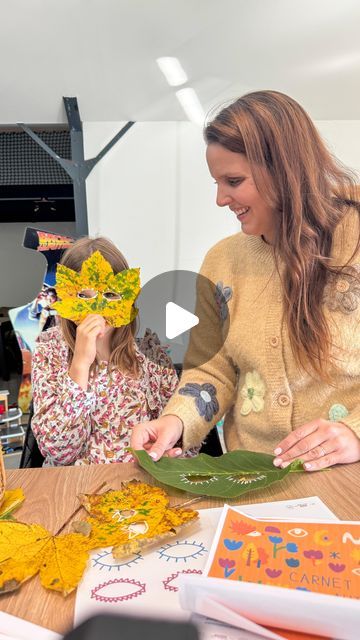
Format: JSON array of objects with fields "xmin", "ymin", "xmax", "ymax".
[
  {"xmin": 69, "ymin": 314, "xmax": 106, "ymax": 389},
  {"xmin": 130, "ymin": 415, "xmax": 184, "ymax": 461},
  {"xmin": 273, "ymin": 419, "xmax": 360, "ymax": 471}
]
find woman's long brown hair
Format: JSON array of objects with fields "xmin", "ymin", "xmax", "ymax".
[
  {"xmin": 58, "ymin": 236, "xmax": 140, "ymax": 377},
  {"xmin": 204, "ymin": 90, "xmax": 360, "ymax": 380}
]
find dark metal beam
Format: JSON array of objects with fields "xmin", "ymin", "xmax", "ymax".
[
  {"xmin": 17, "ymin": 123, "xmax": 74, "ymax": 177},
  {"xmin": 18, "ymin": 98, "xmax": 135, "ymax": 238},
  {"xmin": 63, "ymin": 97, "xmax": 88, "ymax": 235}
]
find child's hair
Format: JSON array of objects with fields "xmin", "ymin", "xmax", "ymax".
[{"xmin": 58, "ymin": 236, "xmax": 140, "ymax": 377}]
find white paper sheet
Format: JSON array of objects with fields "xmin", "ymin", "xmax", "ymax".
[
  {"xmin": 192, "ymin": 613, "xmax": 280, "ymax": 640},
  {"xmin": 74, "ymin": 496, "xmax": 337, "ymax": 629},
  {"xmin": 0, "ymin": 612, "xmax": 61, "ymax": 640},
  {"xmin": 74, "ymin": 507, "xmax": 221, "ymax": 626},
  {"xmin": 179, "ymin": 574, "xmax": 360, "ymax": 640},
  {"xmin": 193, "ymin": 598, "xmax": 286, "ymax": 640}
]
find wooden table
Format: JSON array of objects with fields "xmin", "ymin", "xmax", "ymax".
[{"xmin": 1, "ymin": 462, "xmax": 360, "ymax": 635}]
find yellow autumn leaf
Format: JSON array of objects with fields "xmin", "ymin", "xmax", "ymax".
[
  {"xmin": 52, "ymin": 251, "xmax": 140, "ymax": 327},
  {"xmin": 39, "ymin": 533, "xmax": 90, "ymax": 595},
  {"xmin": 78, "ymin": 480, "xmax": 199, "ymax": 558},
  {"xmin": 0, "ymin": 481, "xmax": 198, "ymax": 597},
  {"xmin": 112, "ymin": 508, "xmax": 199, "ymax": 558},
  {"xmin": 0, "ymin": 489, "xmax": 25, "ymax": 520},
  {"xmin": 0, "ymin": 522, "xmax": 51, "ymax": 593},
  {"xmin": 81, "ymin": 250, "xmax": 114, "ymax": 287},
  {"xmin": 0, "ymin": 521, "xmax": 91, "ymax": 596}
]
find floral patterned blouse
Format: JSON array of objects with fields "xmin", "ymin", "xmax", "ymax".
[{"xmin": 31, "ymin": 327, "xmax": 179, "ymax": 466}]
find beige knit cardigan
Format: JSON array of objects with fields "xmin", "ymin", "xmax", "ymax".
[{"xmin": 162, "ymin": 208, "xmax": 360, "ymax": 453}]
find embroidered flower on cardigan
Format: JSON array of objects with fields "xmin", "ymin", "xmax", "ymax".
[
  {"xmin": 215, "ymin": 281, "xmax": 232, "ymax": 322},
  {"xmin": 179, "ymin": 383, "xmax": 219, "ymax": 422},
  {"xmin": 328, "ymin": 404, "xmax": 349, "ymax": 422},
  {"xmin": 324, "ymin": 264, "xmax": 360, "ymax": 314},
  {"xmin": 240, "ymin": 371, "xmax": 266, "ymax": 416}
]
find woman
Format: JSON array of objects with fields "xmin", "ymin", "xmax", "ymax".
[
  {"xmin": 31, "ymin": 237, "xmax": 178, "ymax": 465},
  {"xmin": 131, "ymin": 90, "xmax": 360, "ymax": 471}
]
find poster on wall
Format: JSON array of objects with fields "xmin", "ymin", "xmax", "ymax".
[{"xmin": 8, "ymin": 228, "xmax": 74, "ymax": 412}]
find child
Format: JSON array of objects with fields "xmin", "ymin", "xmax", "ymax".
[{"xmin": 31, "ymin": 237, "xmax": 180, "ymax": 466}]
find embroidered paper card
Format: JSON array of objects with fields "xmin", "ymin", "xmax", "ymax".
[{"xmin": 205, "ymin": 506, "xmax": 360, "ymax": 598}]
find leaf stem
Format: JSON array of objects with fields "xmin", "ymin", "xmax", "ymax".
[
  {"xmin": 55, "ymin": 481, "xmax": 107, "ymax": 536},
  {"xmin": 173, "ymin": 495, "xmax": 206, "ymax": 509}
]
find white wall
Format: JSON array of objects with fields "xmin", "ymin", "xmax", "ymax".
[
  {"xmin": 316, "ymin": 121, "xmax": 360, "ymax": 175},
  {"xmin": 176, "ymin": 122, "xmax": 238, "ymax": 272},
  {"xmin": 84, "ymin": 121, "xmax": 238, "ymax": 283},
  {"xmin": 85, "ymin": 122, "xmax": 178, "ymax": 283},
  {"xmin": 84, "ymin": 120, "xmax": 360, "ymax": 286},
  {"xmin": 0, "ymin": 221, "xmax": 76, "ymax": 308}
]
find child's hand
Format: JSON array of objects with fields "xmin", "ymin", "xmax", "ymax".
[
  {"xmin": 130, "ymin": 415, "xmax": 184, "ymax": 461},
  {"xmin": 73, "ymin": 314, "xmax": 106, "ymax": 369}
]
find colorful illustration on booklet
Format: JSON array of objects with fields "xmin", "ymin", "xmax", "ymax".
[
  {"xmin": 8, "ymin": 228, "xmax": 74, "ymax": 412},
  {"xmin": 207, "ymin": 506, "xmax": 360, "ymax": 598}
]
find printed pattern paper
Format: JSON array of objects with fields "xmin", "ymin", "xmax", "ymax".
[{"xmin": 206, "ymin": 506, "xmax": 360, "ymax": 598}]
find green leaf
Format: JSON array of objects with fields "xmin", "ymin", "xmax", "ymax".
[{"xmin": 132, "ymin": 450, "xmax": 304, "ymax": 498}]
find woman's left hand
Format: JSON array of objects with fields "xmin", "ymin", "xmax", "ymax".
[{"xmin": 273, "ymin": 419, "xmax": 360, "ymax": 471}]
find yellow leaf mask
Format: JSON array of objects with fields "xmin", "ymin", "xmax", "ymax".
[
  {"xmin": 77, "ymin": 481, "xmax": 199, "ymax": 558},
  {"xmin": 52, "ymin": 251, "xmax": 141, "ymax": 327}
]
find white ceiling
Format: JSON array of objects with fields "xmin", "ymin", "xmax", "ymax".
[{"xmin": 1, "ymin": 0, "xmax": 360, "ymax": 124}]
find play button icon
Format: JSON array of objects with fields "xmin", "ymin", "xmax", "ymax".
[
  {"xmin": 136, "ymin": 269, "xmax": 230, "ymax": 369},
  {"xmin": 165, "ymin": 302, "xmax": 199, "ymax": 340}
]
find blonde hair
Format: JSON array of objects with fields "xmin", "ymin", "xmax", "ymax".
[{"xmin": 58, "ymin": 236, "xmax": 140, "ymax": 377}]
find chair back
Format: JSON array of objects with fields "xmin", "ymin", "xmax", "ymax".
[
  {"xmin": 0, "ymin": 446, "xmax": 5, "ymax": 501},
  {"xmin": 19, "ymin": 402, "xmax": 45, "ymax": 468}
]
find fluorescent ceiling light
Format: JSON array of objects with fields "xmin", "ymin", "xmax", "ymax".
[
  {"xmin": 156, "ymin": 57, "xmax": 188, "ymax": 87},
  {"xmin": 175, "ymin": 87, "xmax": 205, "ymax": 126}
]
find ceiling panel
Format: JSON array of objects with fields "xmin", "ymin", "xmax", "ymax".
[{"xmin": 1, "ymin": 0, "xmax": 360, "ymax": 123}]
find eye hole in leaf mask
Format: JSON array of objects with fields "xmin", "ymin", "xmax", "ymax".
[
  {"xmin": 52, "ymin": 251, "xmax": 141, "ymax": 327},
  {"xmin": 77, "ymin": 289, "xmax": 123, "ymax": 301}
]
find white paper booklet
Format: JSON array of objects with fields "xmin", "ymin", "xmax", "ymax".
[
  {"xmin": 74, "ymin": 495, "xmax": 337, "ymax": 630},
  {"xmin": 180, "ymin": 501, "xmax": 360, "ymax": 640},
  {"xmin": 0, "ymin": 612, "xmax": 61, "ymax": 640}
]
